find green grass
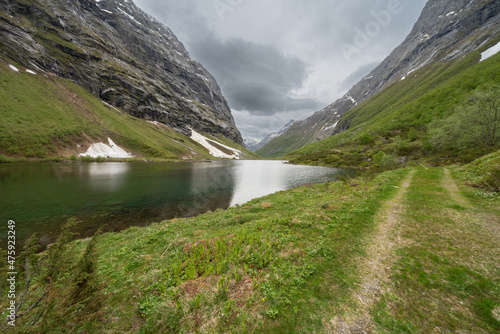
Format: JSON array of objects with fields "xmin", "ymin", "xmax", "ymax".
[
  {"xmin": 255, "ymin": 125, "xmax": 316, "ymax": 158},
  {"xmin": 0, "ymin": 59, "xmax": 246, "ymax": 160},
  {"xmin": 372, "ymin": 167, "xmax": 499, "ymax": 333},
  {"xmin": 1, "ymin": 153, "xmax": 499, "ymax": 333},
  {"xmin": 0, "ymin": 167, "xmax": 409, "ymax": 333},
  {"xmin": 284, "ymin": 35, "xmax": 500, "ymax": 168}
]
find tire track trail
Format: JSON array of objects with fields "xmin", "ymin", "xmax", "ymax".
[
  {"xmin": 330, "ymin": 169, "xmax": 416, "ymax": 333},
  {"xmin": 443, "ymin": 168, "xmax": 471, "ymax": 208},
  {"xmin": 443, "ymin": 168, "xmax": 499, "ymax": 241}
]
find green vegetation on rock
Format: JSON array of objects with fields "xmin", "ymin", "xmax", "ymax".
[
  {"xmin": 0, "ymin": 60, "xmax": 255, "ymax": 161},
  {"xmin": 459, "ymin": 149, "xmax": 500, "ymax": 194},
  {"xmin": 286, "ymin": 39, "xmax": 500, "ymax": 168}
]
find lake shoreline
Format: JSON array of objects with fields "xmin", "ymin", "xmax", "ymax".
[{"xmin": 1, "ymin": 160, "xmax": 352, "ymax": 251}]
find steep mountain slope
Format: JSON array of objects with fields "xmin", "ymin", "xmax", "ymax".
[
  {"xmin": 0, "ymin": 0, "xmax": 243, "ymax": 145},
  {"xmin": 287, "ymin": 41, "xmax": 500, "ymax": 167},
  {"xmin": 243, "ymin": 137, "xmax": 259, "ymax": 151},
  {"xmin": 259, "ymin": 0, "xmax": 500, "ymax": 157},
  {"xmin": 0, "ymin": 60, "xmax": 257, "ymax": 160}
]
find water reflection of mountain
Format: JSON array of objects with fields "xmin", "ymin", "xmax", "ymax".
[
  {"xmin": 0, "ymin": 161, "xmax": 345, "ymax": 249},
  {"xmin": 178, "ymin": 162, "xmax": 236, "ymax": 217}
]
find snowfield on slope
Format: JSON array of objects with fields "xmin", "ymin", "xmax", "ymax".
[
  {"xmin": 80, "ymin": 138, "xmax": 135, "ymax": 158},
  {"xmin": 481, "ymin": 41, "xmax": 500, "ymax": 61},
  {"xmin": 190, "ymin": 128, "xmax": 242, "ymax": 159}
]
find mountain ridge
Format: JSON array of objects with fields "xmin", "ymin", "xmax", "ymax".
[
  {"xmin": 0, "ymin": 0, "xmax": 243, "ymax": 145},
  {"xmin": 258, "ymin": 0, "xmax": 500, "ymax": 157}
]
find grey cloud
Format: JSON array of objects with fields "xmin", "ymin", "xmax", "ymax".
[
  {"xmin": 134, "ymin": 0, "xmax": 323, "ymax": 116},
  {"xmin": 340, "ymin": 61, "xmax": 381, "ymax": 90},
  {"xmin": 233, "ymin": 109, "xmax": 308, "ymax": 140},
  {"xmin": 189, "ymin": 37, "xmax": 322, "ymax": 114},
  {"xmin": 133, "ymin": 0, "xmax": 428, "ymax": 138}
]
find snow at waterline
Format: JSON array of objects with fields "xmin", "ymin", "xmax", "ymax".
[{"xmin": 80, "ymin": 138, "xmax": 135, "ymax": 158}]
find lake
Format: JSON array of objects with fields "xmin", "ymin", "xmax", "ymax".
[{"xmin": 0, "ymin": 160, "xmax": 353, "ymax": 248}]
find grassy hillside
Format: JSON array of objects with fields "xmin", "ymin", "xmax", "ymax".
[
  {"xmin": 255, "ymin": 116, "xmax": 319, "ymax": 158},
  {"xmin": 286, "ymin": 37, "xmax": 500, "ymax": 168},
  {"xmin": 0, "ymin": 59, "xmax": 257, "ymax": 161},
  {"xmin": 459, "ymin": 149, "xmax": 500, "ymax": 193},
  {"xmin": 1, "ymin": 153, "xmax": 498, "ymax": 333}
]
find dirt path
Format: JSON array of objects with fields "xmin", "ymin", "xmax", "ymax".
[
  {"xmin": 444, "ymin": 167, "xmax": 500, "ymax": 256},
  {"xmin": 442, "ymin": 168, "xmax": 471, "ymax": 208},
  {"xmin": 330, "ymin": 170, "xmax": 416, "ymax": 333},
  {"xmin": 443, "ymin": 168, "xmax": 499, "ymax": 241}
]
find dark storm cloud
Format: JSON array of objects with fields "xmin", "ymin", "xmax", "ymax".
[
  {"xmin": 133, "ymin": 0, "xmax": 323, "ymax": 115},
  {"xmin": 133, "ymin": 0, "xmax": 428, "ymax": 139},
  {"xmin": 189, "ymin": 37, "xmax": 323, "ymax": 115}
]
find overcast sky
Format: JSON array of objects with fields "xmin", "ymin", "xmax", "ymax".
[{"xmin": 134, "ymin": 0, "xmax": 428, "ymax": 140}]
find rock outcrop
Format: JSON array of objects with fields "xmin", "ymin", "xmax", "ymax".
[{"xmin": 0, "ymin": 0, "xmax": 243, "ymax": 144}]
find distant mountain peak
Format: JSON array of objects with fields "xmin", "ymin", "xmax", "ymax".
[{"xmin": 245, "ymin": 120, "xmax": 296, "ymax": 152}]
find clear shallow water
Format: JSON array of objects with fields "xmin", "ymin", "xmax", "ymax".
[{"xmin": 0, "ymin": 160, "xmax": 353, "ymax": 247}]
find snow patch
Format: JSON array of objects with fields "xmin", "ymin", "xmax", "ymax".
[
  {"xmin": 80, "ymin": 138, "xmax": 134, "ymax": 158},
  {"xmin": 101, "ymin": 100, "xmax": 122, "ymax": 113},
  {"xmin": 26, "ymin": 69, "xmax": 36, "ymax": 75},
  {"xmin": 322, "ymin": 121, "xmax": 339, "ymax": 132},
  {"xmin": 401, "ymin": 76, "xmax": 406, "ymax": 81},
  {"xmin": 9, "ymin": 64, "xmax": 19, "ymax": 72},
  {"xmin": 190, "ymin": 128, "xmax": 241, "ymax": 159},
  {"xmin": 196, "ymin": 73, "xmax": 210, "ymax": 82},
  {"xmin": 480, "ymin": 41, "xmax": 500, "ymax": 62},
  {"xmin": 101, "ymin": 9, "xmax": 112, "ymax": 14},
  {"xmin": 345, "ymin": 95, "xmax": 357, "ymax": 105},
  {"xmin": 446, "ymin": 11, "xmax": 457, "ymax": 16},
  {"xmin": 420, "ymin": 33, "xmax": 430, "ymax": 42},
  {"xmin": 118, "ymin": 8, "xmax": 141, "ymax": 25}
]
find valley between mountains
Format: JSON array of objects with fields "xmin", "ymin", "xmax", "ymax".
[{"xmin": 1, "ymin": 0, "xmax": 499, "ymax": 333}]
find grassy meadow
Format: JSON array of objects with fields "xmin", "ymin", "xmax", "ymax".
[{"xmin": 1, "ymin": 150, "xmax": 498, "ymax": 333}]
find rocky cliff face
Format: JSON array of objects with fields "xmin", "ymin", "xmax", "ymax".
[
  {"xmin": 0, "ymin": 0, "xmax": 243, "ymax": 144},
  {"xmin": 260, "ymin": 0, "xmax": 500, "ymax": 156}
]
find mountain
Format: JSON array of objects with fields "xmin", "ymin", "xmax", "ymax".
[
  {"xmin": 246, "ymin": 119, "xmax": 296, "ymax": 153},
  {"xmin": 243, "ymin": 137, "xmax": 259, "ymax": 151},
  {"xmin": 258, "ymin": 0, "xmax": 500, "ymax": 157},
  {"xmin": 0, "ymin": 58, "xmax": 260, "ymax": 160},
  {"xmin": 0, "ymin": 0, "xmax": 243, "ymax": 145}
]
